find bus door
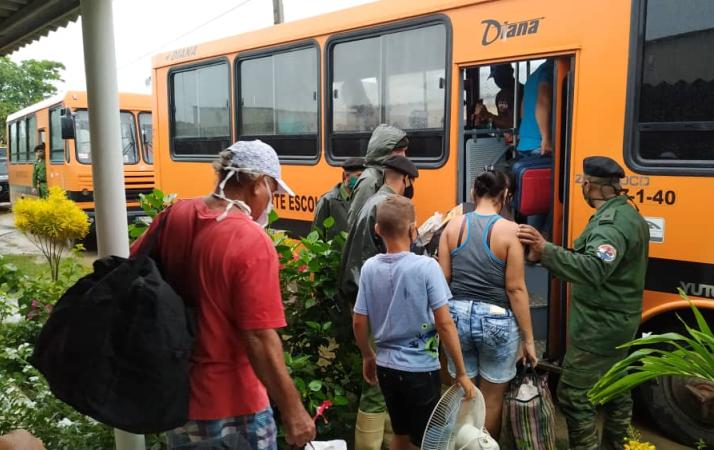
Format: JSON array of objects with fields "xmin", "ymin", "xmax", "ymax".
[{"xmin": 458, "ymin": 55, "xmax": 575, "ymax": 364}]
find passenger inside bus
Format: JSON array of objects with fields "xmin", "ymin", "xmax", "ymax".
[
  {"xmin": 516, "ymin": 59, "xmax": 554, "ymax": 157},
  {"xmin": 463, "ymin": 58, "xmax": 556, "ymax": 232},
  {"xmin": 472, "ymin": 64, "xmax": 524, "ymax": 133}
]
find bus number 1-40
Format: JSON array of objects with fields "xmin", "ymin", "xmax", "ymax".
[{"xmin": 629, "ymin": 189, "xmax": 676, "ymax": 205}]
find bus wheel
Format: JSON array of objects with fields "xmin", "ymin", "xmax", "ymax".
[
  {"xmin": 637, "ymin": 375, "xmax": 714, "ymax": 447},
  {"xmin": 636, "ymin": 312, "xmax": 714, "ymax": 447}
]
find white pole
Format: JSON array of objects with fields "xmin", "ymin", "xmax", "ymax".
[{"xmin": 79, "ymin": 1, "xmax": 145, "ymax": 449}]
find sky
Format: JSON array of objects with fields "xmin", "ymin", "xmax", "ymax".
[{"xmin": 10, "ymin": 0, "xmax": 374, "ymax": 94}]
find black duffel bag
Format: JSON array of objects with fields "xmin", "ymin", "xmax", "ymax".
[{"xmin": 30, "ymin": 209, "xmax": 195, "ymax": 434}]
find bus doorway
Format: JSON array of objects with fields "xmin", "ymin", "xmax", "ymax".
[{"xmin": 458, "ymin": 55, "xmax": 574, "ymax": 364}]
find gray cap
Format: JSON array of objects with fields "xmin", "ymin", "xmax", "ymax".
[{"xmin": 226, "ymin": 140, "xmax": 295, "ymax": 195}]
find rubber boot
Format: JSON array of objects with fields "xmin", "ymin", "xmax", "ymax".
[
  {"xmin": 355, "ymin": 409, "xmax": 386, "ymax": 450},
  {"xmin": 382, "ymin": 413, "xmax": 394, "ymax": 449}
]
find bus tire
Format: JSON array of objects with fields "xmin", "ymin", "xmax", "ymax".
[{"xmin": 636, "ymin": 311, "xmax": 714, "ymax": 447}]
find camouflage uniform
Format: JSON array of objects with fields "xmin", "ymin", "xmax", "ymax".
[
  {"xmin": 540, "ymin": 195, "xmax": 649, "ymax": 450},
  {"xmin": 346, "ymin": 125, "xmax": 407, "ymax": 227},
  {"xmin": 312, "ymin": 183, "xmax": 350, "ymax": 240}
]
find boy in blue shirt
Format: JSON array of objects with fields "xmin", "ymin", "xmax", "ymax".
[{"xmin": 353, "ymin": 195, "xmax": 476, "ymax": 449}]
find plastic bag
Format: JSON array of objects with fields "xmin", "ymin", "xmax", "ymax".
[{"xmin": 307, "ymin": 440, "xmax": 347, "ymax": 450}]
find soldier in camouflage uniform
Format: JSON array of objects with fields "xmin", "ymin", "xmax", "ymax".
[
  {"xmin": 517, "ymin": 156, "xmax": 649, "ymax": 450},
  {"xmin": 311, "ymin": 157, "xmax": 365, "ymax": 240}
]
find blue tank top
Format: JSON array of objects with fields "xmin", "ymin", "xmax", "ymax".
[
  {"xmin": 449, "ymin": 213, "xmax": 509, "ymax": 308},
  {"xmin": 517, "ymin": 60, "xmax": 554, "ymax": 152}
]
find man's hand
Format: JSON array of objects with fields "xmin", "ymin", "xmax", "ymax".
[
  {"xmin": 455, "ymin": 374, "xmax": 477, "ymax": 400},
  {"xmin": 362, "ymin": 354, "xmax": 378, "ymax": 385},
  {"xmin": 283, "ymin": 409, "xmax": 316, "ymax": 448},
  {"xmin": 0, "ymin": 429, "xmax": 45, "ymax": 450},
  {"xmin": 517, "ymin": 224, "xmax": 546, "ymax": 262},
  {"xmin": 540, "ymin": 139, "xmax": 553, "ymax": 156}
]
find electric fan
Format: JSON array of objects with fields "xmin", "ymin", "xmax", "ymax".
[{"xmin": 421, "ymin": 385, "xmax": 499, "ymax": 450}]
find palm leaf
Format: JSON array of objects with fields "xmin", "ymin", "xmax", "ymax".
[{"xmin": 589, "ymin": 298, "xmax": 714, "ymax": 405}]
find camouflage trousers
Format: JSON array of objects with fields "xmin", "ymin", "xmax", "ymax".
[{"xmin": 557, "ymin": 345, "xmax": 633, "ymax": 450}]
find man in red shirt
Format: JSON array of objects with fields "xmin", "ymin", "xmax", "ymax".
[{"xmin": 132, "ymin": 140, "xmax": 315, "ymax": 449}]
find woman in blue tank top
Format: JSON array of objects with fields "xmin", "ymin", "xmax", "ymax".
[{"xmin": 438, "ymin": 169, "xmax": 537, "ymax": 440}]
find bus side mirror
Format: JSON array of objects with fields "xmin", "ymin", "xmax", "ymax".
[{"xmin": 61, "ymin": 110, "xmax": 75, "ymax": 140}]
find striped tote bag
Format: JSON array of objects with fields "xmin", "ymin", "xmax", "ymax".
[{"xmin": 505, "ymin": 367, "xmax": 557, "ymax": 450}]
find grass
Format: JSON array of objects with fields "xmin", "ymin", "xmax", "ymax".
[{"xmin": 1, "ymin": 253, "xmax": 90, "ymax": 279}]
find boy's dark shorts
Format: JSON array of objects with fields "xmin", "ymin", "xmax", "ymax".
[{"xmin": 376, "ymin": 366, "xmax": 441, "ymax": 446}]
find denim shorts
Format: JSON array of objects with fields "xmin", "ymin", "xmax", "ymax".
[
  {"xmin": 166, "ymin": 407, "xmax": 276, "ymax": 450},
  {"xmin": 446, "ymin": 300, "xmax": 521, "ymax": 383}
]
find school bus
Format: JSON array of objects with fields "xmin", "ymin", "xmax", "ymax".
[
  {"xmin": 5, "ymin": 91, "xmax": 155, "ymax": 239},
  {"xmin": 150, "ymin": 0, "xmax": 714, "ymax": 444}
]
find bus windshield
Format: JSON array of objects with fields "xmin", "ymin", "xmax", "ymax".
[{"xmin": 75, "ymin": 110, "xmax": 139, "ymax": 164}]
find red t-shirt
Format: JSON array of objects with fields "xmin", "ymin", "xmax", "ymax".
[{"xmin": 131, "ymin": 198, "xmax": 286, "ymax": 419}]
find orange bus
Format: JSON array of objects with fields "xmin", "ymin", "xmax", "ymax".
[
  {"xmin": 150, "ymin": 0, "xmax": 714, "ymax": 444},
  {"xmin": 5, "ymin": 91, "xmax": 155, "ymax": 238}
]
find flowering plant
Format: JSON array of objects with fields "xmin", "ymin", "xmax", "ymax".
[{"xmin": 13, "ymin": 187, "xmax": 89, "ymax": 281}]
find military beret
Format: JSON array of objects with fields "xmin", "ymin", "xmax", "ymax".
[
  {"xmin": 342, "ymin": 157, "xmax": 366, "ymax": 171},
  {"xmin": 583, "ymin": 156, "xmax": 625, "ymax": 179},
  {"xmin": 383, "ymin": 155, "xmax": 418, "ymax": 178}
]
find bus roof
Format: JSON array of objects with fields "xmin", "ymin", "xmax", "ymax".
[
  {"xmin": 152, "ymin": 0, "xmax": 486, "ymax": 69},
  {"xmin": 6, "ymin": 91, "xmax": 151, "ymax": 123}
]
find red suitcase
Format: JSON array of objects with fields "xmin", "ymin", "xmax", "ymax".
[{"xmin": 512, "ymin": 156, "xmax": 552, "ymax": 216}]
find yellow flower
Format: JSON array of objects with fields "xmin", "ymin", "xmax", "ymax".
[
  {"xmin": 13, "ymin": 187, "xmax": 90, "ymax": 280},
  {"xmin": 14, "ymin": 187, "xmax": 90, "ymax": 242}
]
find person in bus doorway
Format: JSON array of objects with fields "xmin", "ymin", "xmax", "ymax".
[
  {"xmin": 516, "ymin": 59, "xmax": 554, "ymax": 157},
  {"xmin": 517, "ymin": 156, "xmax": 649, "ymax": 450},
  {"xmin": 473, "ymin": 64, "xmax": 524, "ymax": 132},
  {"xmin": 32, "ymin": 143, "xmax": 47, "ymax": 198},
  {"xmin": 338, "ymin": 155, "xmax": 418, "ymax": 450},
  {"xmin": 438, "ymin": 168, "xmax": 537, "ymax": 440},
  {"xmin": 131, "ymin": 141, "xmax": 316, "ymax": 450},
  {"xmin": 346, "ymin": 124, "xmax": 409, "ymax": 226},
  {"xmin": 312, "ymin": 157, "xmax": 365, "ymax": 240}
]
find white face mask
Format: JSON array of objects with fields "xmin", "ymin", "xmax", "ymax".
[{"xmin": 255, "ymin": 177, "xmax": 274, "ymax": 228}]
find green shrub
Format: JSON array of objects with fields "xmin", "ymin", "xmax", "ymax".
[
  {"xmin": 269, "ymin": 214, "xmax": 361, "ymax": 441},
  {"xmin": 0, "ymin": 252, "xmax": 118, "ymax": 449}
]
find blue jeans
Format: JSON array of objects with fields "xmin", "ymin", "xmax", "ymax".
[{"xmin": 446, "ymin": 300, "xmax": 521, "ymax": 383}]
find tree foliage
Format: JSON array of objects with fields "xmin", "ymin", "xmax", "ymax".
[{"xmin": 0, "ymin": 57, "xmax": 64, "ymax": 143}]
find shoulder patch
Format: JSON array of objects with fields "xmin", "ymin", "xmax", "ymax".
[
  {"xmin": 596, "ymin": 244, "xmax": 617, "ymax": 263},
  {"xmin": 599, "ymin": 209, "xmax": 617, "ymax": 224}
]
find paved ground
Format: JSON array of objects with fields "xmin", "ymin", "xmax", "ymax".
[{"xmin": 0, "ymin": 205, "xmax": 695, "ymax": 449}]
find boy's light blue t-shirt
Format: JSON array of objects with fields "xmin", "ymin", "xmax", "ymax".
[{"xmin": 354, "ymin": 252, "xmax": 451, "ymax": 372}]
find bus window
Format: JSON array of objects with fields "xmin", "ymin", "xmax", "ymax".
[
  {"xmin": 49, "ymin": 108, "xmax": 64, "ymax": 163},
  {"xmin": 139, "ymin": 112, "xmax": 153, "ymax": 164},
  {"xmin": 332, "ymin": 37, "xmax": 380, "ymax": 133},
  {"xmin": 329, "ymin": 22, "xmax": 448, "ymax": 161},
  {"xmin": 8, "ymin": 122, "xmax": 16, "ymax": 163},
  {"xmin": 75, "ymin": 110, "xmax": 139, "ymax": 164},
  {"xmin": 28, "ymin": 116, "xmax": 37, "ymax": 156},
  {"xmin": 633, "ymin": 0, "xmax": 714, "ymax": 166},
  {"xmin": 18, "ymin": 119, "xmax": 27, "ymax": 162},
  {"xmin": 238, "ymin": 45, "xmax": 318, "ymax": 160},
  {"xmin": 170, "ymin": 61, "xmax": 230, "ymax": 157}
]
